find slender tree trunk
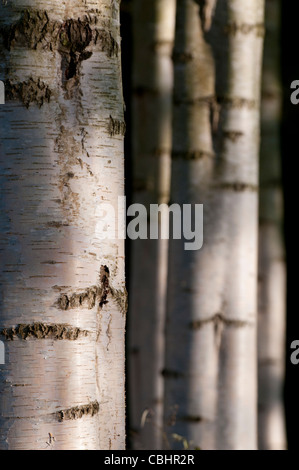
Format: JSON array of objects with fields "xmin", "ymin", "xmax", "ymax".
[
  {"xmin": 164, "ymin": 0, "xmax": 217, "ymax": 450},
  {"xmin": 164, "ymin": 0, "xmax": 265, "ymax": 450},
  {"xmin": 0, "ymin": 0, "xmax": 126, "ymax": 450},
  {"xmin": 128, "ymin": 0, "xmax": 175, "ymax": 449},
  {"xmin": 210, "ymin": 0, "xmax": 265, "ymax": 450},
  {"xmin": 258, "ymin": 0, "xmax": 286, "ymax": 450}
]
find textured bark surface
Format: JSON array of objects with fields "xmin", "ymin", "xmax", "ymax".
[
  {"xmin": 0, "ymin": 0, "xmax": 126, "ymax": 450},
  {"xmin": 128, "ymin": 0, "xmax": 175, "ymax": 449},
  {"xmin": 164, "ymin": 0, "xmax": 217, "ymax": 450},
  {"xmin": 258, "ymin": 0, "xmax": 286, "ymax": 450},
  {"xmin": 164, "ymin": 0, "xmax": 265, "ymax": 450}
]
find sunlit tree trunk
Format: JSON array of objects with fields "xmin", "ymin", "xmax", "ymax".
[
  {"xmin": 0, "ymin": 0, "xmax": 126, "ymax": 450},
  {"xmin": 164, "ymin": 0, "xmax": 265, "ymax": 450},
  {"xmin": 258, "ymin": 0, "xmax": 286, "ymax": 450},
  {"xmin": 210, "ymin": 0, "xmax": 265, "ymax": 450},
  {"xmin": 128, "ymin": 0, "xmax": 176, "ymax": 449}
]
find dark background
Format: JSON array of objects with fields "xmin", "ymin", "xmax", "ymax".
[
  {"xmin": 120, "ymin": 1, "xmax": 299, "ymax": 449},
  {"xmin": 282, "ymin": 0, "xmax": 299, "ymax": 450}
]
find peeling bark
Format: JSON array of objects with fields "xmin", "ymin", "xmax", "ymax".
[
  {"xmin": 0, "ymin": 323, "xmax": 89, "ymax": 341},
  {"xmin": 56, "ymin": 265, "xmax": 127, "ymax": 316},
  {"xmin": 0, "ymin": 9, "xmax": 119, "ymax": 57},
  {"xmin": 108, "ymin": 115, "xmax": 126, "ymax": 137},
  {"xmin": 56, "ymin": 401, "xmax": 100, "ymax": 422},
  {"xmin": 5, "ymin": 77, "xmax": 51, "ymax": 108}
]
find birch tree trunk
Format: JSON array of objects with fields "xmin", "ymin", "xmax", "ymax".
[
  {"xmin": 164, "ymin": 0, "xmax": 265, "ymax": 450},
  {"xmin": 164, "ymin": 0, "xmax": 217, "ymax": 450},
  {"xmin": 128, "ymin": 0, "xmax": 175, "ymax": 449},
  {"xmin": 211, "ymin": 0, "xmax": 265, "ymax": 450},
  {"xmin": 258, "ymin": 0, "xmax": 286, "ymax": 450},
  {"xmin": 0, "ymin": 0, "xmax": 126, "ymax": 450}
]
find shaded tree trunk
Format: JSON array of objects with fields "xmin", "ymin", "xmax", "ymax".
[
  {"xmin": 128, "ymin": 0, "xmax": 175, "ymax": 449},
  {"xmin": 258, "ymin": 0, "xmax": 286, "ymax": 450},
  {"xmin": 210, "ymin": 0, "xmax": 265, "ymax": 450},
  {"xmin": 163, "ymin": 0, "xmax": 217, "ymax": 450},
  {"xmin": 0, "ymin": 0, "xmax": 126, "ymax": 450},
  {"xmin": 164, "ymin": 0, "xmax": 265, "ymax": 450}
]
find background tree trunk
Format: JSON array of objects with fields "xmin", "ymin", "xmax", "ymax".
[
  {"xmin": 163, "ymin": 0, "xmax": 217, "ymax": 450},
  {"xmin": 128, "ymin": 0, "xmax": 175, "ymax": 449},
  {"xmin": 258, "ymin": 0, "xmax": 286, "ymax": 450},
  {"xmin": 209, "ymin": 0, "xmax": 265, "ymax": 450},
  {"xmin": 164, "ymin": 0, "xmax": 265, "ymax": 450},
  {"xmin": 0, "ymin": 0, "xmax": 126, "ymax": 450}
]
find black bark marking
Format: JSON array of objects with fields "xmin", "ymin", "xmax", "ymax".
[
  {"xmin": 173, "ymin": 94, "xmax": 215, "ymax": 106},
  {"xmin": 12, "ymin": 383, "xmax": 30, "ymax": 387},
  {"xmin": 99, "ymin": 265, "xmax": 110, "ymax": 309},
  {"xmin": 0, "ymin": 10, "xmax": 119, "ymax": 58},
  {"xmin": 130, "ymin": 347, "xmax": 140, "ymax": 355},
  {"xmin": 172, "ymin": 51, "xmax": 193, "ymax": 64},
  {"xmin": 110, "ymin": 286, "xmax": 128, "ymax": 317},
  {"xmin": 59, "ymin": 19, "xmax": 93, "ymax": 54},
  {"xmin": 224, "ymin": 22, "xmax": 265, "ymax": 37},
  {"xmin": 46, "ymin": 221, "xmax": 69, "ymax": 228},
  {"xmin": 108, "ymin": 115, "xmax": 126, "ymax": 137},
  {"xmin": 57, "ymin": 286, "xmax": 100, "ymax": 310},
  {"xmin": 56, "ymin": 401, "xmax": 99, "ymax": 422},
  {"xmin": 258, "ymin": 358, "xmax": 281, "ymax": 367},
  {"xmin": 40, "ymin": 260, "xmax": 62, "ymax": 265},
  {"xmin": 0, "ymin": 323, "xmax": 89, "ymax": 341},
  {"xmin": 133, "ymin": 86, "xmax": 159, "ymax": 98},
  {"xmin": 56, "ymin": 265, "xmax": 128, "ymax": 316},
  {"xmin": 180, "ymin": 415, "xmax": 205, "ymax": 423},
  {"xmin": 58, "ymin": 18, "xmax": 93, "ymax": 85},
  {"xmin": 154, "ymin": 147, "xmax": 171, "ymax": 157},
  {"xmin": 190, "ymin": 313, "xmax": 253, "ymax": 330},
  {"xmin": 1, "ymin": 10, "xmax": 58, "ymax": 50},
  {"xmin": 217, "ymin": 96, "xmax": 257, "ymax": 109},
  {"xmin": 162, "ymin": 369, "xmax": 185, "ymax": 379},
  {"xmin": 218, "ymin": 182, "xmax": 258, "ymax": 192},
  {"xmin": 99, "ymin": 265, "xmax": 128, "ymax": 316},
  {"xmin": 57, "ymin": 294, "xmax": 70, "ymax": 310},
  {"xmin": 5, "ymin": 78, "xmax": 51, "ymax": 108},
  {"xmin": 223, "ymin": 131, "xmax": 244, "ymax": 142},
  {"xmin": 151, "ymin": 39, "xmax": 173, "ymax": 53},
  {"xmin": 94, "ymin": 29, "xmax": 119, "ymax": 57},
  {"xmin": 172, "ymin": 150, "xmax": 215, "ymax": 160}
]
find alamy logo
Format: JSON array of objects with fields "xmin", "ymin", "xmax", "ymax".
[
  {"xmin": 0, "ymin": 341, "xmax": 5, "ymax": 365},
  {"xmin": 95, "ymin": 197, "xmax": 204, "ymax": 251},
  {"xmin": 0, "ymin": 80, "xmax": 5, "ymax": 104},
  {"xmin": 290, "ymin": 80, "xmax": 299, "ymax": 105}
]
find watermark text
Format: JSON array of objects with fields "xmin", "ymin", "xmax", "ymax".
[
  {"xmin": 0, "ymin": 340, "xmax": 5, "ymax": 365},
  {"xmin": 95, "ymin": 197, "xmax": 203, "ymax": 251},
  {"xmin": 0, "ymin": 80, "xmax": 5, "ymax": 104},
  {"xmin": 291, "ymin": 80, "xmax": 299, "ymax": 105}
]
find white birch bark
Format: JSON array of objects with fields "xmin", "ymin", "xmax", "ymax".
[
  {"xmin": 164, "ymin": 0, "xmax": 265, "ymax": 450},
  {"xmin": 0, "ymin": 0, "xmax": 126, "ymax": 450},
  {"xmin": 128, "ymin": 0, "xmax": 175, "ymax": 449},
  {"xmin": 211, "ymin": 0, "xmax": 265, "ymax": 450},
  {"xmin": 258, "ymin": 0, "xmax": 286, "ymax": 450},
  {"xmin": 164, "ymin": 0, "xmax": 218, "ymax": 450}
]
